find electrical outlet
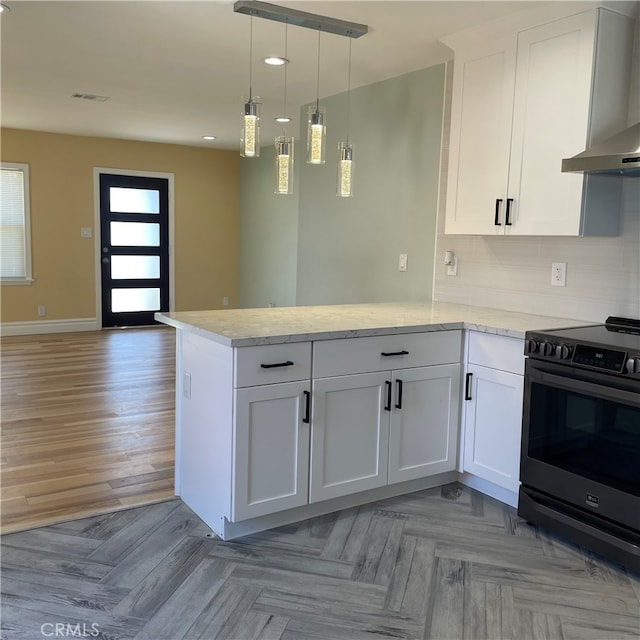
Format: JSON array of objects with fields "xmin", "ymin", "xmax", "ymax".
[
  {"xmin": 222, "ymin": 296, "xmax": 229, "ymax": 307},
  {"xmin": 399, "ymin": 253, "xmax": 408, "ymax": 272},
  {"xmin": 80, "ymin": 227, "xmax": 92, "ymax": 238},
  {"xmin": 551, "ymin": 262, "xmax": 567, "ymax": 287},
  {"xmin": 37, "ymin": 305, "xmax": 46, "ymax": 317}
]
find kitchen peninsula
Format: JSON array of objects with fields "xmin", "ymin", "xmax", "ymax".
[{"xmin": 156, "ymin": 302, "xmax": 587, "ymax": 540}]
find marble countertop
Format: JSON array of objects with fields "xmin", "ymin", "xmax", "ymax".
[{"xmin": 155, "ymin": 302, "xmax": 591, "ymax": 347}]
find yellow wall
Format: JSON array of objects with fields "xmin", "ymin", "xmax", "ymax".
[{"xmin": 0, "ymin": 128, "xmax": 239, "ymax": 323}]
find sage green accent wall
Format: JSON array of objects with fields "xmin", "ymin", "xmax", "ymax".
[
  {"xmin": 297, "ymin": 65, "xmax": 445, "ymax": 305},
  {"xmin": 238, "ymin": 144, "xmax": 299, "ymax": 308},
  {"xmin": 238, "ymin": 63, "xmax": 445, "ymax": 308}
]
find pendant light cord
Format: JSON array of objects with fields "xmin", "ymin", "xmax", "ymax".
[
  {"xmin": 346, "ymin": 38, "xmax": 352, "ymax": 144},
  {"xmin": 283, "ymin": 22, "xmax": 288, "ymax": 134},
  {"xmin": 315, "ymin": 30, "xmax": 321, "ymax": 112},
  {"xmin": 248, "ymin": 15, "xmax": 254, "ymax": 100}
]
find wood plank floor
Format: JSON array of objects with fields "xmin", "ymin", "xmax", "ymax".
[
  {"xmin": 1, "ymin": 327, "xmax": 176, "ymax": 534},
  {"xmin": 2, "ymin": 485, "xmax": 639, "ymax": 640}
]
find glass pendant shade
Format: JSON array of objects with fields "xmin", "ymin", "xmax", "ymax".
[
  {"xmin": 241, "ymin": 97, "xmax": 261, "ymax": 158},
  {"xmin": 306, "ymin": 106, "xmax": 326, "ymax": 164},
  {"xmin": 275, "ymin": 135, "xmax": 294, "ymax": 195},
  {"xmin": 337, "ymin": 142, "xmax": 354, "ymax": 197}
]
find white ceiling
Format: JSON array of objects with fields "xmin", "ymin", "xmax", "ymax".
[{"xmin": 0, "ymin": 0, "xmax": 615, "ymax": 150}]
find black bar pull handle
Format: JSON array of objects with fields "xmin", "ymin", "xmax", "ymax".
[
  {"xmin": 465, "ymin": 372, "xmax": 473, "ymax": 401},
  {"xmin": 395, "ymin": 379, "xmax": 403, "ymax": 410},
  {"xmin": 303, "ymin": 390, "xmax": 311, "ymax": 424},
  {"xmin": 505, "ymin": 198, "xmax": 514, "ymax": 226},
  {"xmin": 260, "ymin": 360, "xmax": 294, "ymax": 369},
  {"xmin": 381, "ymin": 350, "xmax": 409, "ymax": 357},
  {"xmin": 384, "ymin": 380, "xmax": 392, "ymax": 411},
  {"xmin": 494, "ymin": 199, "xmax": 503, "ymax": 226}
]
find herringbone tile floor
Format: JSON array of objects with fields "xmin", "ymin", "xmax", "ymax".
[{"xmin": 2, "ymin": 484, "xmax": 639, "ymax": 640}]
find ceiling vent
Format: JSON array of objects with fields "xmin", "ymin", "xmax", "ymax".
[{"xmin": 71, "ymin": 93, "xmax": 110, "ymax": 102}]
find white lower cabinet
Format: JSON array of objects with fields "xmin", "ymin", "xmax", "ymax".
[
  {"xmin": 310, "ymin": 372, "xmax": 389, "ymax": 503},
  {"xmin": 389, "ymin": 364, "xmax": 460, "ymax": 484},
  {"xmin": 232, "ymin": 380, "xmax": 310, "ymax": 521},
  {"xmin": 462, "ymin": 333, "xmax": 524, "ymax": 495},
  {"xmin": 177, "ymin": 326, "xmax": 528, "ymax": 540},
  {"xmin": 463, "ymin": 365, "xmax": 523, "ymax": 493},
  {"xmin": 310, "ymin": 332, "xmax": 462, "ymax": 503}
]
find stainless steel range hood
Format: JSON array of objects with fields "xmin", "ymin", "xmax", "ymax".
[{"xmin": 561, "ymin": 122, "xmax": 640, "ymax": 176}]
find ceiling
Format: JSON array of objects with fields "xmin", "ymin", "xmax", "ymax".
[{"xmin": 0, "ymin": 0, "xmax": 615, "ymax": 150}]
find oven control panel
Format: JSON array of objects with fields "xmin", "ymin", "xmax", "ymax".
[
  {"xmin": 525, "ymin": 334, "xmax": 640, "ymax": 377},
  {"xmin": 572, "ymin": 344, "xmax": 625, "ymax": 372}
]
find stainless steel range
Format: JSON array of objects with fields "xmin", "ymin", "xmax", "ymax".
[{"xmin": 519, "ymin": 316, "xmax": 640, "ymax": 571}]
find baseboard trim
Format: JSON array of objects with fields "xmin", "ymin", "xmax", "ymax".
[
  {"xmin": 1, "ymin": 318, "xmax": 99, "ymax": 336},
  {"xmin": 458, "ymin": 472, "xmax": 519, "ymax": 508},
  {"xmin": 209, "ymin": 471, "xmax": 459, "ymax": 541}
]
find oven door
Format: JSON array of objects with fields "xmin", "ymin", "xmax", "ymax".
[{"xmin": 521, "ymin": 358, "xmax": 640, "ymax": 533}]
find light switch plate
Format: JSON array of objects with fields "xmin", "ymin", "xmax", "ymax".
[
  {"xmin": 399, "ymin": 253, "xmax": 408, "ymax": 272},
  {"xmin": 182, "ymin": 372, "xmax": 192, "ymax": 400}
]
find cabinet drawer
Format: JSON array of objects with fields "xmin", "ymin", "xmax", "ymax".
[
  {"xmin": 467, "ymin": 332, "xmax": 524, "ymax": 375},
  {"xmin": 313, "ymin": 331, "xmax": 462, "ymax": 378},
  {"xmin": 235, "ymin": 342, "xmax": 311, "ymax": 387}
]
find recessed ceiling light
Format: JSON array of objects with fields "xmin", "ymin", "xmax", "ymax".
[
  {"xmin": 0, "ymin": 3, "xmax": 10, "ymax": 13},
  {"xmin": 263, "ymin": 56, "xmax": 289, "ymax": 66},
  {"xmin": 202, "ymin": 135, "xmax": 216, "ymax": 140},
  {"xmin": 275, "ymin": 116, "xmax": 292, "ymax": 124}
]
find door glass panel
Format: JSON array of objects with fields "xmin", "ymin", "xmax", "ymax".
[
  {"xmin": 111, "ymin": 255, "xmax": 160, "ymax": 280},
  {"xmin": 111, "ymin": 288, "xmax": 160, "ymax": 312},
  {"xmin": 110, "ymin": 221, "xmax": 159, "ymax": 246},
  {"xmin": 110, "ymin": 187, "xmax": 159, "ymax": 214}
]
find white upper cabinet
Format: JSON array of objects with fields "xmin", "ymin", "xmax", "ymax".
[
  {"xmin": 445, "ymin": 36, "xmax": 517, "ymax": 235},
  {"xmin": 444, "ymin": 8, "xmax": 634, "ymax": 236}
]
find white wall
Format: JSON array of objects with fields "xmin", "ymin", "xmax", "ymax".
[{"xmin": 433, "ymin": 18, "xmax": 640, "ymax": 323}]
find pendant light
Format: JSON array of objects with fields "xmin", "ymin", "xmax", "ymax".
[
  {"xmin": 241, "ymin": 16, "xmax": 260, "ymax": 158},
  {"xmin": 307, "ymin": 31, "xmax": 326, "ymax": 165},
  {"xmin": 275, "ymin": 136, "xmax": 294, "ymax": 194},
  {"xmin": 275, "ymin": 23, "xmax": 294, "ymax": 195},
  {"xmin": 337, "ymin": 39, "xmax": 354, "ymax": 197}
]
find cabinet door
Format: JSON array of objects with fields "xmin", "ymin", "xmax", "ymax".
[
  {"xmin": 463, "ymin": 364, "xmax": 524, "ymax": 493},
  {"xmin": 310, "ymin": 372, "xmax": 389, "ymax": 503},
  {"xmin": 445, "ymin": 36, "xmax": 516, "ymax": 235},
  {"xmin": 507, "ymin": 12, "xmax": 595, "ymax": 236},
  {"xmin": 233, "ymin": 381, "xmax": 310, "ymax": 521},
  {"xmin": 388, "ymin": 365, "xmax": 460, "ymax": 484}
]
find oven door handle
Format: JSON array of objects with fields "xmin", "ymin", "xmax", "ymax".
[{"xmin": 529, "ymin": 366, "xmax": 640, "ymax": 407}]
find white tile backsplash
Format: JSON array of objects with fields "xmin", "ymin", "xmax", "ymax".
[{"xmin": 434, "ymin": 185, "xmax": 640, "ymax": 322}]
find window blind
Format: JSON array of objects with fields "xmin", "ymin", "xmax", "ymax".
[{"xmin": 0, "ymin": 164, "xmax": 31, "ymax": 281}]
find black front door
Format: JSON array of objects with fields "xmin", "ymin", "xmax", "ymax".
[{"xmin": 99, "ymin": 173, "xmax": 169, "ymax": 327}]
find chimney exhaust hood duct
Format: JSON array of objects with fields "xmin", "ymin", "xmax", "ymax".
[{"xmin": 562, "ymin": 122, "xmax": 640, "ymax": 176}]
